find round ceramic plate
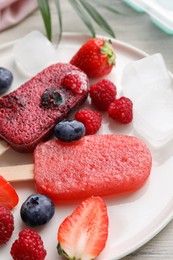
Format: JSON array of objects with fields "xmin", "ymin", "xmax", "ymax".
[{"xmin": 0, "ymin": 33, "xmax": 173, "ymax": 260}]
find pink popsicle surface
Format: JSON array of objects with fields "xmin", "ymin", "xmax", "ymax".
[{"xmin": 34, "ymin": 134, "xmax": 152, "ymax": 203}]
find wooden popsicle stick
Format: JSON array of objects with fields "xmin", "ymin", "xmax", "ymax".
[
  {"xmin": 0, "ymin": 140, "xmax": 9, "ymax": 156},
  {"xmin": 0, "ymin": 164, "xmax": 34, "ymax": 182}
]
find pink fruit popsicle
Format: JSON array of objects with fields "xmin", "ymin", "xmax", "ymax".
[
  {"xmin": 0, "ymin": 63, "xmax": 88, "ymax": 152},
  {"xmin": 34, "ymin": 134, "xmax": 152, "ymax": 203}
]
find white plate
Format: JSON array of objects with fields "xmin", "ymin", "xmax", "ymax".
[{"xmin": 0, "ymin": 33, "xmax": 173, "ymax": 260}]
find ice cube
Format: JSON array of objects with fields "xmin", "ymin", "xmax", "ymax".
[
  {"xmin": 121, "ymin": 53, "xmax": 172, "ymax": 102},
  {"xmin": 13, "ymin": 31, "xmax": 57, "ymax": 76},
  {"xmin": 133, "ymin": 87, "xmax": 173, "ymax": 150}
]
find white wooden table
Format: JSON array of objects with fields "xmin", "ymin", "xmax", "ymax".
[{"xmin": 0, "ymin": 1, "xmax": 173, "ymax": 259}]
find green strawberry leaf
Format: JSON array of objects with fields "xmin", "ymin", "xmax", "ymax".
[
  {"xmin": 79, "ymin": 0, "xmax": 115, "ymax": 38},
  {"xmin": 57, "ymin": 243, "xmax": 69, "ymax": 258},
  {"xmin": 54, "ymin": 0, "xmax": 62, "ymax": 44},
  {"xmin": 68, "ymin": 0, "xmax": 96, "ymax": 38},
  {"xmin": 37, "ymin": 0, "xmax": 52, "ymax": 41}
]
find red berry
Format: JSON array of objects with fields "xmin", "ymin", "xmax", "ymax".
[
  {"xmin": 75, "ymin": 109, "xmax": 102, "ymax": 135},
  {"xmin": 10, "ymin": 228, "xmax": 47, "ymax": 260},
  {"xmin": 70, "ymin": 38, "xmax": 116, "ymax": 78},
  {"xmin": 0, "ymin": 176, "xmax": 19, "ymax": 209},
  {"xmin": 62, "ymin": 71, "xmax": 88, "ymax": 94},
  {"xmin": 90, "ymin": 79, "xmax": 117, "ymax": 111},
  {"xmin": 57, "ymin": 196, "xmax": 108, "ymax": 259},
  {"xmin": 108, "ymin": 97, "xmax": 133, "ymax": 124},
  {"xmin": 0, "ymin": 205, "xmax": 14, "ymax": 245}
]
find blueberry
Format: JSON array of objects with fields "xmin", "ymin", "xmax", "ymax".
[
  {"xmin": 20, "ymin": 194, "xmax": 55, "ymax": 227},
  {"xmin": 40, "ymin": 87, "xmax": 65, "ymax": 109},
  {"xmin": 0, "ymin": 67, "xmax": 13, "ymax": 94},
  {"xmin": 54, "ymin": 120, "xmax": 86, "ymax": 142}
]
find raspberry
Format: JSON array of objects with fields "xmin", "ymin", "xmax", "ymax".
[
  {"xmin": 75, "ymin": 109, "xmax": 102, "ymax": 135},
  {"xmin": 0, "ymin": 206, "xmax": 14, "ymax": 245},
  {"xmin": 10, "ymin": 228, "xmax": 47, "ymax": 260},
  {"xmin": 108, "ymin": 97, "xmax": 133, "ymax": 124},
  {"xmin": 62, "ymin": 71, "xmax": 88, "ymax": 94},
  {"xmin": 90, "ymin": 79, "xmax": 117, "ymax": 111}
]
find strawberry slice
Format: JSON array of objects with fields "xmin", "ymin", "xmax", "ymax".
[
  {"xmin": 57, "ymin": 196, "xmax": 108, "ymax": 259},
  {"xmin": 0, "ymin": 176, "xmax": 19, "ymax": 209}
]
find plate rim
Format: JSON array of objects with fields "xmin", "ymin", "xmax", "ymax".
[{"xmin": 0, "ymin": 32, "xmax": 173, "ymax": 260}]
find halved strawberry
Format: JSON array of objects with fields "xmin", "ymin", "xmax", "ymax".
[
  {"xmin": 57, "ymin": 196, "xmax": 108, "ymax": 259},
  {"xmin": 0, "ymin": 176, "xmax": 19, "ymax": 209}
]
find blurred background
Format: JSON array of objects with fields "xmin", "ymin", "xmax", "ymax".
[{"xmin": 0, "ymin": 0, "xmax": 173, "ymax": 71}]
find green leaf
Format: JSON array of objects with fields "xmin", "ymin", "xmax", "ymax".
[
  {"xmin": 88, "ymin": 0, "xmax": 122, "ymax": 15},
  {"xmin": 99, "ymin": 5, "xmax": 122, "ymax": 15},
  {"xmin": 68, "ymin": 0, "xmax": 96, "ymax": 38},
  {"xmin": 54, "ymin": 0, "xmax": 62, "ymax": 43},
  {"xmin": 37, "ymin": 0, "xmax": 52, "ymax": 41},
  {"xmin": 79, "ymin": 0, "xmax": 115, "ymax": 38}
]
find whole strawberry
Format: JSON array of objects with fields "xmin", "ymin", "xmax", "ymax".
[
  {"xmin": 0, "ymin": 205, "xmax": 14, "ymax": 245},
  {"xmin": 90, "ymin": 79, "xmax": 117, "ymax": 111},
  {"xmin": 108, "ymin": 96, "xmax": 133, "ymax": 124},
  {"xmin": 10, "ymin": 228, "xmax": 47, "ymax": 260},
  {"xmin": 70, "ymin": 38, "xmax": 116, "ymax": 78},
  {"xmin": 75, "ymin": 109, "xmax": 102, "ymax": 135}
]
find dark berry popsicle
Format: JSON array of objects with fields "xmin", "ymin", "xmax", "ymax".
[{"xmin": 0, "ymin": 63, "xmax": 89, "ymax": 152}]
